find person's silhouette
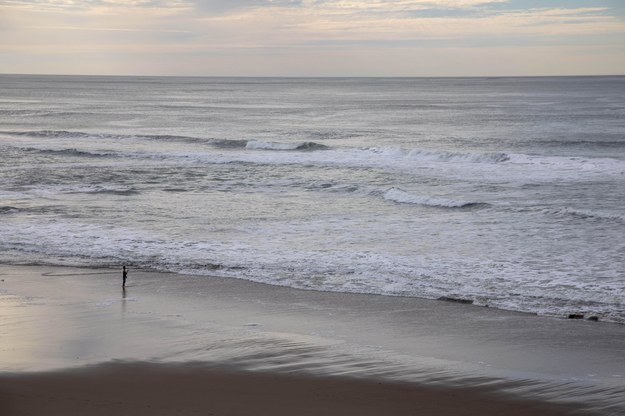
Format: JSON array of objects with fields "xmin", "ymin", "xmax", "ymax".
[{"xmin": 122, "ymin": 266, "xmax": 128, "ymax": 287}]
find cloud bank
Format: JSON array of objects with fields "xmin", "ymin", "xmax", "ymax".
[{"xmin": 1, "ymin": 0, "xmax": 624, "ymax": 75}]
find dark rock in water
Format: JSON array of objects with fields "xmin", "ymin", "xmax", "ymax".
[
  {"xmin": 587, "ymin": 316, "xmax": 599, "ymax": 322},
  {"xmin": 438, "ymin": 296, "xmax": 474, "ymax": 305},
  {"xmin": 568, "ymin": 314, "xmax": 584, "ymax": 319}
]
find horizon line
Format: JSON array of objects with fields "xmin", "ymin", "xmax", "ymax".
[{"xmin": 1, "ymin": 72, "xmax": 624, "ymax": 79}]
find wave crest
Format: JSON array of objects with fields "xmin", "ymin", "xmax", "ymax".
[
  {"xmin": 384, "ymin": 188, "xmax": 487, "ymax": 209},
  {"xmin": 23, "ymin": 147, "xmax": 115, "ymax": 158},
  {"xmin": 85, "ymin": 187, "xmax": 137, "ymax": 196},
  {"xmin": 541, "ymin": 207, "xmax": 625, "ymax": 223},
  {"xmin": 406, "ymin": 149, "xmax": 510, "ymax": 163},
  {"xmin": 246, "ymin": 140, "xmax": 328, "ymax": 151},
  {"xmin": 62, "ymin": 185, "xmax": 140, "ymax": 196}
]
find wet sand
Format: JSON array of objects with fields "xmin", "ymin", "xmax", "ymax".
[
  {"xmin": 1, "ymin": 362, "xmax": 576, "ymax": 416},
  {"xmin": 0, "ymin": 265, "xmax": 624, "ymax": 415}
]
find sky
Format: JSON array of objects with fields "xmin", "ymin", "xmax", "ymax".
[{"xmin": 1, "ymin": 0, "xmax": 624, "ymax": 76}]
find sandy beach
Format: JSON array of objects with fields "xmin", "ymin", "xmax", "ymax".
[
  {"xmin": 1, "ymin": 265, "xmax": 624, "ymax": 415},
  {"xmin": 1, "ymin": 362, "xmax": 577, "ymax": 416}
]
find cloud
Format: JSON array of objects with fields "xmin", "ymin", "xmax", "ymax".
[
  {"xmin": 193, "ymin": 0, "xmax": 304, "ymax": 14},
  {"xmin": 191, "ymin": 3, "xmax": 623, "ymax": 44},
  {"xmin": 186, "ymin": 0, "xmax": 507, "ymax": 17},
  {"xmin": 1, "ymin": 0, "xmax": 624, "ymax": 75},
  {"xmin": 3, "ymin": 0, "xmax": 622, "ymax": 43},
  {"xmin": 0, "ymin": 0, "xmax": 186, "ymax": 6},
  {"xmin": 31, "ymin": 25, "xmax": 191, "ymax": 33}
]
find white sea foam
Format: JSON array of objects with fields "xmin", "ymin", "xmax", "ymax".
[
  {"xmin": 5, "ymin": 130, "xmax": 625, "ymax": 182},
  {"xmin": 405, "ymin": 148, "xmax": 510, "ymax": 163},
  {"xmin": 362, "ymin": 146, "xmax": 510, "ymax": 163},
  {"xmin": 188, "ymin": 146, "xmax": 625, "ymax": 182},
  {"xmin": 1, "ymin": 216, "xmax": 623, "ymax": 323}
]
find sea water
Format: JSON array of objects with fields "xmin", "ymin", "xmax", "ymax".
[{"xmin": 1, "ymin": 75, "xmax": 624, "ymax": 322}]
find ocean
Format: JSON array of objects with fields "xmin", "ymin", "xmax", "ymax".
[{"xmin": 1, "ymin": 74, "xmax": 624, "ymax": 323}]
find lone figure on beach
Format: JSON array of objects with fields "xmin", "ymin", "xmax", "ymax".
[{"xmin": 122, "ymin": 266, "xmax": 128, "ymax": 287}]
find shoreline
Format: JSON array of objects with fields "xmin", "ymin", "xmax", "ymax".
[
  {"xmin": 1, "ymin": 264, "xmax": 624, "ymax": 414},
  {"xmin": 6, "ymin": 262, "xmax": 619, "ymax": 326}
]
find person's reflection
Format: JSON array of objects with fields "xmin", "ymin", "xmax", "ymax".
[{"xmin": 122, "ymin": 286, "xmax": 128, "ymax": 315}]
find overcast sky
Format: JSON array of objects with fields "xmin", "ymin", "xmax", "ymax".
[{"xmin": 1, "ymin": 0, "xmax": 624, "ymax": 76}]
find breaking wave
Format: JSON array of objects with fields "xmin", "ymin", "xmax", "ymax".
[
  {"xmin": 5, "ymin": 131, "xmax": 624, "ymax": 179},
  {"xmin": 406, "ymin": 149, "xmax": 510, "ymax": 163},
  {"xmin": 384, "ymin": 188, "xmax": 487, "ymax": 209},
  {"xmin": 246, "ymin": 140, "xmax": 329, "ymax": 151},
  {"xmin": 365, "ymin": 147, "xmax": 510, "ymax": 164},
  {"xmin": 2, "ymin": 131, "xmax": 330, "ymax": 153}
]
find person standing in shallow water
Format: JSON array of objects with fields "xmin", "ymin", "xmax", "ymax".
[{"xmin": 122, "ymin": 266, "xmax": 128, "ymax": 287}]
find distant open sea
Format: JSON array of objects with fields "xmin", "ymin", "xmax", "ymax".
[{"xmin": 1, "ymin": 75, "xmax": 624, "ymax": 323}]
